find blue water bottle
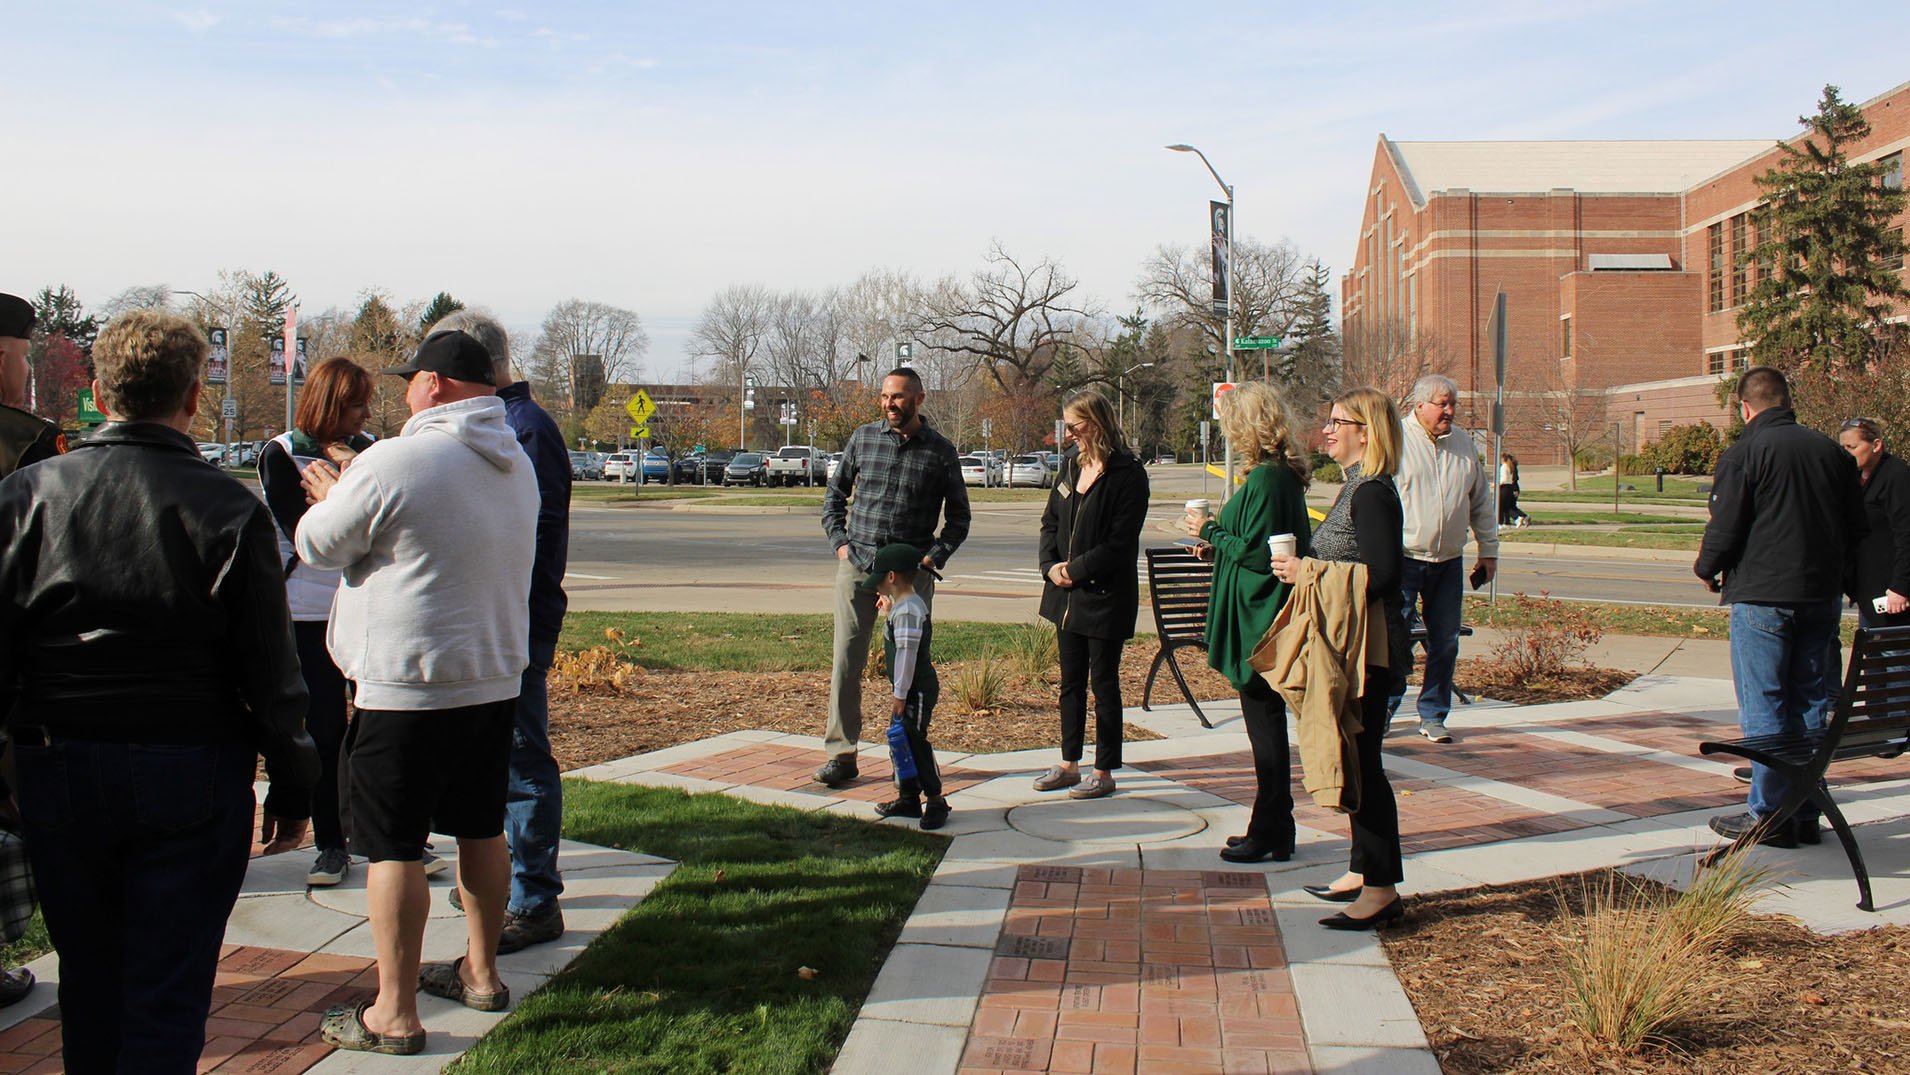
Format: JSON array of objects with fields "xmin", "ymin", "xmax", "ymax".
[{"xmin": 886, "ymin": 715, "xmax": 918, "ymax": 781}]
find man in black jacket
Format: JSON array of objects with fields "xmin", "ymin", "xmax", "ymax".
[
  {"xmin": 0, "ymin": 309, "xmax": 318, "ymax": 1073},
  {"xmin": 1695, "ymin": 366, "xmax": 1865, "ymax": 848}
]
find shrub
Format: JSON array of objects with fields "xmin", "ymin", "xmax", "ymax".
[
  {"xmin": 551, "ymin": 627, "xmax": 646, "ymax": 693},
  {"xmin": 1641, "ymin": 422, "xmax": 1724, "ymax": 475},
  {"xmin": 1574, "ymin": 445, "xmax": 1613, "ymax": 472},
  {"xmin": 1616, "ymin": 453, "xmax": 1650, "ymax": 476},
  {"xmin": 1003, "ymin": 619, "xmax": 1060, "ymax": 684},
  {"xmin": 1312, "ymin": 461, "xmax": 1344, "ymax": 484},
  {"xmin": 1557, "ymin": 846, "xmax": 1775, "ymax": 1053},
  {"xmin": 948, "ymin": 649, "xmax": 1013, "ymax": 713},
  {"xmin": 1487, "ymin": 592, "xmax": 1602, "ymax": 677}
]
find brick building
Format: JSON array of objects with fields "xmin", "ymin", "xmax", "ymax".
[{"xmin": 1341, "ymin": 80, "xmax": 1910, "ymax": 461}]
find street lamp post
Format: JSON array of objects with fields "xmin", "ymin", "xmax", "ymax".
[
  {"xmin": 174, "ymin": 289, "xmax": 238, "ymax": 450},
  {"xmin": 1167, "ymin": 143, "xmax": 1236, "ymax": 502},
  {"xmin": 1118, "ymin": 360, "xmax": 1154, "ymax": 436}
]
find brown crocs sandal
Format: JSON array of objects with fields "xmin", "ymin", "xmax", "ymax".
[
  {"xmin": 320, "ymin": 1001, "xmax": 425, "ymax": 1055},
  {"xmin": 418, "ymin": 956, "xmax": 510, "ymax": 1012}
]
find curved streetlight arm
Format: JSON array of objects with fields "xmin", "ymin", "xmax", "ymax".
[{"xmin": 1165, "ymin": 144, "xmax": 1233, "ymax": 201}]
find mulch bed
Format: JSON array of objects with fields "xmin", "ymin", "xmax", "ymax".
[
  {"xmin": 1386, "ymin": 871, "xmax": 1910, "ymax": 1073},
  {"xmin": 547, "ymin": 646, "xmax": 1631, "ymax": 773}
]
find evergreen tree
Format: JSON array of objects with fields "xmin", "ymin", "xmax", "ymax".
[
  {"xmin": 31, "ymin": 285, "xmax": 98, "ymax": 353},
  {"xmin": 242, "ymin": 271, "xmax": 297, "ymax": 342},
  {"xmin": 1738, "ymin": 84, "xmax": 1909, "ymax": 372},
  {"xmin": 418, "ymin": 292, "xmax": 465, "ymax": 334}
]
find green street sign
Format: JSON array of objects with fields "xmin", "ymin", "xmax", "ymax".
[
  {"xmin": 77, "ymin": 387, "xmax": 106, "ymax": 425},
  {"xmin": 1232, "ymin": 336, "xmax": 1283, "ymax": 350}
]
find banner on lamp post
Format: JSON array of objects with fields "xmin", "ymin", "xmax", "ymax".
[
  {"xmin": 293, "ymin": 338, "xmax": 309, "ymax": 385},
  {"xmin": 206, "ymin": 327, "xmax": 229, "ymax": 385},
  {"xmin": 268, "ymin": 337, "xmax": 287, "ymax": 385},
  {"xmin": 1209, "ymin": 201, "xmax": 1230, "ymax": 316}
]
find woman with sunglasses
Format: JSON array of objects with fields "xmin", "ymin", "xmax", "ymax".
[
  {"xmin": 1839, "ymin": 418, "xmax": 1910, "ymax": 629},
  {"xmin": 1184, "ymin": 380, "xmax": 1313, "ymax": 863},
  {"xmin": 1269, "ymin": 387, "xmax": 1409, "ymax": 930}
]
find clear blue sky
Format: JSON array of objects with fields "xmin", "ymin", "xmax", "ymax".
[{"xmin": 11, "ymin": 1, "xmax": 1909, "ymax": 377}]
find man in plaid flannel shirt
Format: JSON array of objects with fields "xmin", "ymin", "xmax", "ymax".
[{"xmin": 815, "ymin": 368, "xmax": 970, "ymax": 787}]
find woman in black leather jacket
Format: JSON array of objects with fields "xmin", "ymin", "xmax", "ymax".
[{"xmin": 1034, "ymin": 390, "xmax": 1150, "ymax": 800}]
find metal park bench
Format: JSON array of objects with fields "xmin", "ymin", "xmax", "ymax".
[
  {"xmin": 1141, "ymin": 546, "xmax": 1216, "ymax": 728},
  {"xmin": 1700, "ymin": 624, "xmax": 1910, "ymax": 911}
]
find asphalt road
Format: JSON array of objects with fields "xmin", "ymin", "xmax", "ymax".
[{"xmin": 562, "ymin": 498, "xmax": 1721, "ymax": 619}]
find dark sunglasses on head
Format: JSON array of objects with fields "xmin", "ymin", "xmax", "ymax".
[{"xmin": 1843, "ymin": 418, "xmax": 1881, "ymax": 437}]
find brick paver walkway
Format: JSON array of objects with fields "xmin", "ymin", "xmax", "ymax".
[
  {"xmin": 0, "ymin": 946, "xmax": 373, "ymax": 1074},
  {"xmin": 662, "ymin": 743, "xmax": 987, "ymax": 802},
  {"xmin": 960, "ymin": 867, "xmax": 1307, "ymax": 1075}
]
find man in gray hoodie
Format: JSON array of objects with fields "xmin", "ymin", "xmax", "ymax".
[{"xmin": 296, "ymin": 329, "xmax": 538, "ymax": 1055}]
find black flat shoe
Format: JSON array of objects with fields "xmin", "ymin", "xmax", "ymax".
[
  {"xmin": 1225, "ymin": 834, "xmax": 1247, "ymax": 848},
  {"xmin": 1220, "ymin": 836, "xmax": 1293, "ymax": 863},
  {"xmin": 1320, "ymin": 897, "xmax": 1404, "ymax": 931},
  {"xmin": 1303, "ymin": 884, "xmax": 1361, "ymax": 903}
]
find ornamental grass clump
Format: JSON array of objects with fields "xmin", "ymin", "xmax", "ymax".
[
  {"xmin": 1004, "ymin": 618, "xmax": 1060, "ymax": 684},
  {"xmin": 550, "ymin": 627, "xmax": 645, "ymax": 694},
  {"xmin": 1556, "ymin": 845, "xmax": 1776, "ymax": 1053},
  {"xmin": 949, "ymin": 648, "xmax": 1014, "ymax": 714}
]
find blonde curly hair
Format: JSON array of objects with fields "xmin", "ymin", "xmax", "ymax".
[{"xmin": 1217, "ymin": 380, "xmax": 1311, "ymax": 487}]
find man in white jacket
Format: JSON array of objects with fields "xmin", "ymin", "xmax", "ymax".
[
  {"xmin": 1387, "ymin": 374, "xmax": 1498, "ymax": 744},
  {"xmin": 295, "ymin": 329, "xmax": 538, "ymax": 1055}
]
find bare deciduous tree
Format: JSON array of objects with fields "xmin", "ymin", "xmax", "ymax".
[
  {"xmin": 690, "ymin": 284, "xmax": 772, "ymax": 389},
  {"xmin": 916, "ymin": 243, "xmax": 1091, "ymax": 392},
  {"xmin": 529, "ymin": 299, "xmax": 650, "ymax": 405},
  {"xmin": 1134, "ymin": 237, "xmax": 1309, "ymax": 370},
  {"xmin": 1341, "ymin": 316, "xmax": 1450, "ymax": 402}
]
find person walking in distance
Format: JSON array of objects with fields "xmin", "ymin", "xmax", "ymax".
[
  {"xmin": 257, "ymin": 357, "xmax": 377, "ymax": 889},
  {"xmin": 297, "ymin": 329, "xmax": 538, "ymax": 1054},
  {"xmin": 1697, "ymin": 367, "xmax": 1865, "ymax": 849},
  {"xmin": 1183, "ymin": 380, "xmax": 1314, "ymax": 864},
  {"xmin": 427, "ymin": 310, "xmax": 571, "ymax": 953},
  {"xmin": 1033, "ymin": 389, "xmax": 1149, "ymax": 800},
  {"xmin": 1387, "ymin": 374, "xmax": 1498, "ymax": 744},
  {"xmin": 815, "ymin": 368, "xmax": 970, "ymax": 788}
]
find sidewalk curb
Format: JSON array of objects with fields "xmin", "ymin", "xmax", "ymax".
[{"xmin": 1498, "ymin": 541, "xmax": 1695, "ymax": 563}]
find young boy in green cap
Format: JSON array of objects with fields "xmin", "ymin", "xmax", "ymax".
[{"xmin": 863, "ymin": 542, "xmax": 950, "ymax": 830}]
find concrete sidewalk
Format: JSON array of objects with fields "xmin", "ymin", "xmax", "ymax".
[{"xmin": 570, "ymin": 671, "xmax": 1910, "ymax": 1075}]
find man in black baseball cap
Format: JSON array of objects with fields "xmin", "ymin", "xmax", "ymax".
[
  {"xmin": 381, "ymin": 328, "xmax": 496, "ymax": 384},
  {"xmin": 0, "ymin": 292, "xmax": 62, "ymax": 481}
]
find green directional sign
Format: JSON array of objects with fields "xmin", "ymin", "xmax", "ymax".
[{"xmin": 1232, "ymin": 336, "xmax": 1283, "ymax": 350}]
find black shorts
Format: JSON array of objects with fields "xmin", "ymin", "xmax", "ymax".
[{"xmin": 344, "ymin": 699, "xmax": 515, "ymax": 863}]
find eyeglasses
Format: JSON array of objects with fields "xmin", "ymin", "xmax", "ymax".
[
  {"xmin": 1842, "ymin": 418, "xmax": 1881, "ymax": 434},
  {"xmin": 1323, "ymin": 417, "xmax": 1366, "ymax": 430}
]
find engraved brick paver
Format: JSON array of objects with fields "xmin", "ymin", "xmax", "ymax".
[
  {"xmin": 961, "ymin": 867, "xmax": 1312, "ymax": 1075},
  {"xmin": 0, "ymin": 946, "xmax": 372, "ymax": 1074},
  {"xmin": 660, "ymin": 743, "xmax": 985, "ymax": 802}
]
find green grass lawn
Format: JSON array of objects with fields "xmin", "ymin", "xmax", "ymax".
[
  {"xmin": 1500, "ymin": 528, "xmax": 1702, "ymax": 550},
  {"xmin": 561, "ymin": 611, "xmax": 1057, "ymax": 671},
  {"xmin": 1521, "ymin": 510, "xmax": 1701, "ymax": 525},
  {"xmin": 452, "ymin": 781, "xmax": 945, "ymax": 1075},
  {"xmin": 0, "ymin": 913, "xmax": 48, "ymax": 968}
]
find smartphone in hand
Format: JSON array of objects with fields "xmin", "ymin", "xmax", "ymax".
[{"xmin": 1468, "ymin": 561, "xmax": 1489, "ymax": 590}]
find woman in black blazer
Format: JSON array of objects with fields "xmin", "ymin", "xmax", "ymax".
[
  {"xmin": 1839, "ymin": 418, "xmax": 1910, "ymax": 629},
  {"xmin": 1035, "ymin": 390, "xmax": 1150, "ymax": 800}
]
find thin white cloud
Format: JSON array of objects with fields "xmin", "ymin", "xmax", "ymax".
[
  {"xmin": 271, "ymin": 14, "xmax": 494, "ymax": 47},
  {"xmin": 172, "ymin": 8, "xmax": 219, "ymax": 33}
]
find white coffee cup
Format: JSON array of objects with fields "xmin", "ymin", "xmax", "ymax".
[
  {"xmin": 1267, "ymin": 533, "xmax": 1297, "ymax": 559},
  {"xmin": 1184, "ymin": 498, "xmax": 1211, "ymax": 516}
]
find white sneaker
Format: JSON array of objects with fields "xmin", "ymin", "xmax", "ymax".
[{"xmin": 421, "ymin": 850, "xmax": 450, "ymax": 877}]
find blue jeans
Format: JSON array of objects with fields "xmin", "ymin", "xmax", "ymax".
[
  {"xmin": 1387, "ymin": 557, "xmax": 1464, "ymax": 724},
  {"xmin": 1731, "ymin": 600, "xmax": 1841, "ymax": 821},
  {"xmin": 14, "ymin": 737, "xmax": 256, "ymax": 1074},
  {"xmin": 505, "ymin": 638, "xmax": 564, "ymax": 916}
]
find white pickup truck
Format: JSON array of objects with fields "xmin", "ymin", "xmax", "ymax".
[{"xmin": 765, "ymin": 445, "xmax": 824, "ymax": 487}]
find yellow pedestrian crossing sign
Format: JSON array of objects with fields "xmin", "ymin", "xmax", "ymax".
[{"xmin": 624, "ymin": 390, "xmax": 656, "ymax": 425}]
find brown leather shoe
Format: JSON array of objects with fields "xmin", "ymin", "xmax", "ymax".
[{"xmin": 1068, "ymin": 774, "xmax": 1116, "ymax": 800}]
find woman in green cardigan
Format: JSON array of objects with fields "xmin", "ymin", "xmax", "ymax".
[{"xmin": 1184, "ymin": 380, "xmax": 1314, "ymax": 863}]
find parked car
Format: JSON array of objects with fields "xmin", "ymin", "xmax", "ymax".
[
  {"xmin": 959, "ymin": 452, "xmax": 1000, "ymax": 486},
  {"xmin": 603, "ymin": 452, "xmax": 637, "ymax": 481},
  {"xmin": 723, "ymin": 452, "xmax": 769, "ymax": 486},
  {"xmin": 691, "ymin": 449, "xmax": 736, "ymax": 484},
  {"xmin": 1004, "ymin": 455, "xmax": 1053, "ymax": 488},
  {"xmin": 825, "ymin": 451, "xmax": 844, "ymax": 484},
  {"xmin": 569, "ymin": 450, "xmax": 603, "ymax": 481},
  {"xmin": 766, "ymin": 445, "xmax": 824, "ymax": 486},
  {"xmin": 639, "ymin": 450, "xmax": 675, "ymax": 483},
  {"xmin": 1151, "ymin": 451, "xmax": 1179, "ymax": 465},
  {"xmin": 198, "ymin": 442, "xmax": 226, "ymax": 466}
]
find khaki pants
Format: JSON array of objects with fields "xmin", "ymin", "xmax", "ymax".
[{"xmin": 825, "ymin": 556, "xmax": 936, "ymax": 758}]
